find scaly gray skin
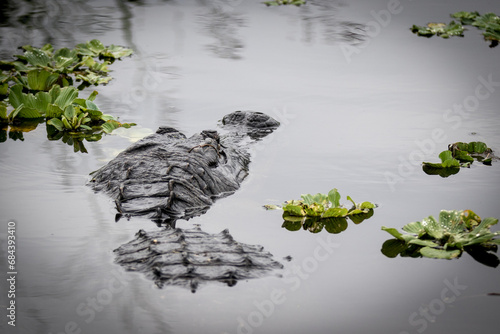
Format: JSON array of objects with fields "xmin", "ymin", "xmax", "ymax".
[
  {"xmin": 114, "ymin": 225, "xmax": 283, "ymax": 292},
  {"xmin": 88, "ymin": 111, "xmax": 279, "ymax": 224}
]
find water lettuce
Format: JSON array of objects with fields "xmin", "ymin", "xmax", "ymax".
[{"xmin": 381, "ymin": 210, "xmax": 500, "ymax": 266}]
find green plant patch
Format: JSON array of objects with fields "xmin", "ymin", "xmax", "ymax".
[
  {"xmin": 411, "ymin": 11, "xmax": 500, "ymax": 47},
  {"xmin": 422, "ymin": 141, "xmax": 496, "ymax": 177},
  {"xmin": 411, "ymin": 21, "xmax": 464, "ymax": 38},
  {"xmin": 265, "ymin": 188, "xmax": 376, "ymax": 233},
  {"xmin": 263, "ymin": 0, "xmax": 306, "ymax": 6},
  {"xmin": 0, "ymin": 40, "xmax": 136, "ymax": 151},
  {"xmin": 1, "ymin": 39, "xmax": 132, "ymax": 93},
  {"xmin": 381, "ymin": 210, "xmax": 500, "ymax": 267}
]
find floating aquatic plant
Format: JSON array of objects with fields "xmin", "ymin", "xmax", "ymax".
[
  {"xmin": 422, "ymin": 141, "xmax": 495, "ymax": 177},
  {"xmin": 411, "ymin": 21, "xmax": 464, "ymax": 39},
  {"xmin": 0, "ymin": 39, "xmax": 132, "ymax": 92},
  {"xmin": 0, "ymin": 40, "xmax": 135, "ymax": 150},
  {"xmin": 265, "ymin": 188, "xmax": 376, "ymax": 233},
  {"xmin": 411, "ymin": 11, "xmax": 500, "ymax": 47},
  {"xmin": 381, "ymin": 210, "xmax": 500, "ymax": 267}
]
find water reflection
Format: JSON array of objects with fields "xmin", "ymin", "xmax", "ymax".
[
  {"xmin": 0, "ymin": 0, "xmax": 118, "ymax": 58},
  {"xmin": 0, "ymin": 119, "xmax": 44, "ymax": 142},
  {"xmin": 281, "ymin": 209, "xmax": 374, "ymax": 233},
  {"xmin": 381, "ymin": 239, "xmax": 500, "ymax": 268},
  {"xmin": 197, "ymin": 2, "xmax": 246, "ymax": 59},
  {"xmin": 114, "ymin": 225, "xmax": 283, "ymax": 293},
  {"xmin": 280, "ymin": 0, "xmax": 366, "ymax": 46}
]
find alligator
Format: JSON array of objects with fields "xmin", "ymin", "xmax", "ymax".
[
  {"xmin": 90, "ymin": 111, "xmax": 283, "ymax": 290},
  {"xmin": 114, "ymin": 225, "xmax": 283, "ymax": 292},
  {"xmin": 89, "ymin": 110, "xmax": 280, "ymax": 225}
]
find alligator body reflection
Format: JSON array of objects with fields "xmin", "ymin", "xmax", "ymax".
[
  {"xmin": 89, "ymin": 111, "xmax": 279, "ymax": 224},
  {"xmin": 115, "ymin": 226, "xmax": 283, "ymax": 292},
  {"xmin": 91, "ymin": 111, "xmax": 282, "ymax": 289}
]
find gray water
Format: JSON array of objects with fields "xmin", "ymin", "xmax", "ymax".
[{"xmin": 1, "ymin": 0, "xmax": 500, "ymax": 333}]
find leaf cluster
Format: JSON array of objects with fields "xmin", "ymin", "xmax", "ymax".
[
  {"xmin": 0, "ymin": 40, "xmax": 135, "ymax": 148},
  {"xmin": 265, "ymin": 188, "xmax": 376, "ymax": 233},
  {"xmin": 3, "ymin": 83, "xmax": 135, "ymax": 134},
  {"xmin": 411, "ymin": 21, "xmax": 464, "ymax": 39},
  {"xmin": 280, "ymin": 188, "xmax": 376, "ymax": 218},
  {"xmin": 263, "ymin": 0, "xmax": 306, "ymax": 6},
  {"xmin": 411, "ymin": 11, "xmax": 500, "ymax": 47},
  {"xmin": 452, "ymin": 11, "xmax": 500, "ymax": 47},
  {"xmin": 0, "ymin": 39, "xmax": 132, "ymax": 93},
  {"xmin": 422, "ymin": 141, "xmax": 494, "ymax": 177},
  {"xmin": 381, "ymin": 210, "xmax": 500, "ymax": 266}
]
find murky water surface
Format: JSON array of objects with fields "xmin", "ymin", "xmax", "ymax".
[{"xmin": 1, "ymin": 0, "xmax": 500, "ymax": 333}]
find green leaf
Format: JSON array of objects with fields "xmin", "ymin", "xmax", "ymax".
[
  {"xmin": 47, "ymin": 118, "xmax": 65, "ymax": 131},
  {"xmin": 346, "ymin": 195, "xmax": 356, "ymax": 208},
  {"xmin": 86, "ymin": 108, "xmax": 103, "ymax": 121},
  {"xmin": 101, "ymin": 44, "xmax": 133, "ymax": 59},
  {"xmin": 422, "ymin": 216, "xmax": 443, "ymax": 239},
  {"xmin": 472, "ymin": 12, "xmax": 500, "ymax": 30},
  {"xmin": 100, "ymin": 114, "xmax": 115, "ymax": 121},
  {"xmin": 33, "ymin": 91, "xmax": 51, "ymax": 111},
  {"xmin": 61, "ymin": 116, "xmax": 72, "ymax": 129},
  {"xmin": 27, "ymin": 70, "xmax": 58, "ymax": 91},
  {"xmin": 282, "ymin": 219, "xmax": 303, "ymax": 231},
  {"xmin": 328, "ymin": 188, "xmax": 341, "ymax": 208},
  {"xmin": 14, "ymin": 105, "xmax": 43, "ymax": 119},
  {"xmin": 360, "ymin": 201, "xmax": 376, "ymax": 210},
  {"xmin": 311, "ymin": 193, "xmax": 328, "ymax": 206},
  {"xmin": 46, "ymin": 104, "xmax": 64, "ymax": 118},
  {"xmin": 408, "ymin": 239, "xmax": 440, "ymax": 248},
  {"xmin": 323, "ymin": 217, "xmax": 348, "ymax": 234},
  {"xmin": 64, "ymin": 105, "xmax": 76, "ymax": 119},
  {"xmin": 461, "ymin": 210, "xmax": 481, "ymax": 230},
  {"xmin": 54, "ymin": 86, "xmax": 78, "ymax": 109},
  {"xmin": 439, "ymin": 150, "xmax": 453, "ymax": 163},
  {"xmin": 420, "ymin": 247, "xmax": 462, "ymax": 259},
  {"xmin": 24, "ymin": 48, "xmax": 50, "ymax": 67},
  {"xmin": 453, "ymin": 150, "xmax": 474, "ymax": 163},
  {"xmin": 402, "ymin": 221, "xmax": 426, "ymax": 235},
  {"xmin": 323, "ymin": 207, "xmax": 348, "ymax": 218},
  {"xmin": 8, "ymin": 84, "xmax": 25, "ymax": 108},
  {"xmin": 0, "ymin": 101, "xmax": 7, "ymax": 120},
  {"xmin": 304, "ymin": 203, "xmax": 324, "ymax": 217},
  {"xmin": 474, "ymin": 217, "xmax": 498, "ymax": 231},
  {"xmin": 468, "ymin": 141, "xmax": 488, "ymax": 154},
  {"xmin": 381, "ymin": 226, "xmax": 405, "ymax": 241},
  {"xmin": 348, "ymin": 209, "xmax": 374, "ymax": 224},
  {"xmin": 300, "ymin": 194, "xmax": 315, "ymax": 205},
  {"xmin": 88, "ymin": 90, "xmax": 98, "ymax": 101},
  {"xmin": 49, "ymin": 85, "xmax": 61, "ymax": 102},
  {"xmin": 438, "ymin": 210, "xmax": 465, "ymax": 234},
  {"xmin": 422, "ymin": 163, "xmax": 460, "ymax": 177},
  {"xmin": 442, "ymin": 158, "xmax": 460, "ymax": 168},
  {"xmin": 283, "ymin": 203, "xmax": 306, "ymax": 216},
  {"xmin": 381, "ymin": 239, "xmax": 408, "ymax": 258},
  {"xmin": 451, "ymin": 11, "xmax": 480, "ymax": 25},
  {"xmin": 79, "ymin": 124, "xmax": 92, "ymax": 131},
  {"xmin": 120, "ymin": 122, "xmax": 136, "ymax": 129},
  {"xmin": 0, "ymin": 83, "xmax": 8, "ymax": 96}
]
